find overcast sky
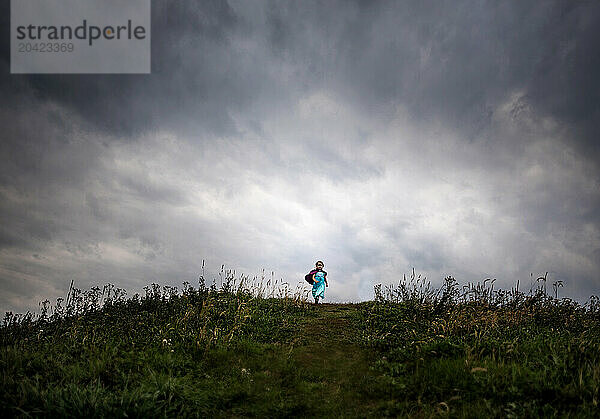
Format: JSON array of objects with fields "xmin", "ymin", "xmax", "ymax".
[{"xmin": 1, "ymin": 0, "xmax": 600, "ymax": 314}]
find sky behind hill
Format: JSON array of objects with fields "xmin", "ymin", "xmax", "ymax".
[{"xmin": 1, "ymin": 0, "xmax": 600, "ymax": 314}]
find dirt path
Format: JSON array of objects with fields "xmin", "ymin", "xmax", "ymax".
[{"xmin": 291, "ymin": 303, "xmax": 377, "ymax": 415}]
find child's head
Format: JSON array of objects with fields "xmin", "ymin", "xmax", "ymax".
[{"xmin": 315, "ymin": 260, "xmax": 324, "ymax": 270}]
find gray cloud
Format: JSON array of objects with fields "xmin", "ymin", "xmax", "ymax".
[{"xmin": 1, "ymin": 0, "xmax": 599, "ymax": 314}]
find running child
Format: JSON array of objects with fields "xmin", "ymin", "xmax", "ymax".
[{"xmin": 311, "ymin": 260, "xmax": 328, "ymax": 304}]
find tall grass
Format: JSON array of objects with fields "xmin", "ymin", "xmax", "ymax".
[
  {"xmin": 0, "ymin": 265, "xmax": 313, "ymax": 417},
  {"xmin": 2, "ymin": 266, "xmax": 599, "ymax": 417},
  {"xmin": 361, "ymin": 271, "xmax": 600, "ymax": 416},
  {"xmin": 2, "ymin": 263, "xmax": 309, "ymax": 342}
]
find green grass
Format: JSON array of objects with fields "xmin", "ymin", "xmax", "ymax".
[{"xmin": 1, "ymin": 274, "xmax": 599, "ymax": 417}]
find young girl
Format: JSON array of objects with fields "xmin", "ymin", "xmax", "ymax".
[{"xmin": 311, "ymin": 260, "xmax": 328, "ymax": 304}]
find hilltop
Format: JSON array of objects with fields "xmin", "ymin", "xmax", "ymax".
[{"xmin": 1, "ymin": 277, "xmax": 599, "ymax": 417}]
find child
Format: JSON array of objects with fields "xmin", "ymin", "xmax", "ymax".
[{"xmin": 311, "ymin": 260, "xmax": 328, "ymax": 304}]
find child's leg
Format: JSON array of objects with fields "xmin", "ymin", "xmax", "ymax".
[{"xmin": 315, "ymin": 296, "xmax": 319, "ymax": 304}]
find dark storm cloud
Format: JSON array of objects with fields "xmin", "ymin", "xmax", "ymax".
[
  {"xmin": 2, "ymin": 0, "xmax": 254, "ymax": 137},
  {"xmin": 260, "ymin": 1, "xmax": 600, "ymax": 156},
  {"xmin": 3, "ymin": 0, "xmax": 598, "ymax": 153},
  {"xmin": 1, "ymin": 0, "xmax": 599, "ymax": 313}
]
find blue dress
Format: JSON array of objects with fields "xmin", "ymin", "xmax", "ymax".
[{"xmin": 312, "ymin": 271, "xmax": 326, "ymax": 300}]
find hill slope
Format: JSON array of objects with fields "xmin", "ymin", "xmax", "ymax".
[{"xmin": 1, "ymin": 282, "xmax": 599, "ymax": 417}]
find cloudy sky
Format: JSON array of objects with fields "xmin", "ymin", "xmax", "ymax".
[{"xmin": 1, "ymin": 0, "xmax": 600, "ymax": 314}]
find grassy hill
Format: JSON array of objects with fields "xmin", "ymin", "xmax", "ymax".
[{"xmin": 1, "ymin": 274, "xmax": 599, "ymax": 417}]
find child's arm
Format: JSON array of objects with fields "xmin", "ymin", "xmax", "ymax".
[{"xmin": 325, "ymin": 273, "xmax": 328, "ymax": 287}]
